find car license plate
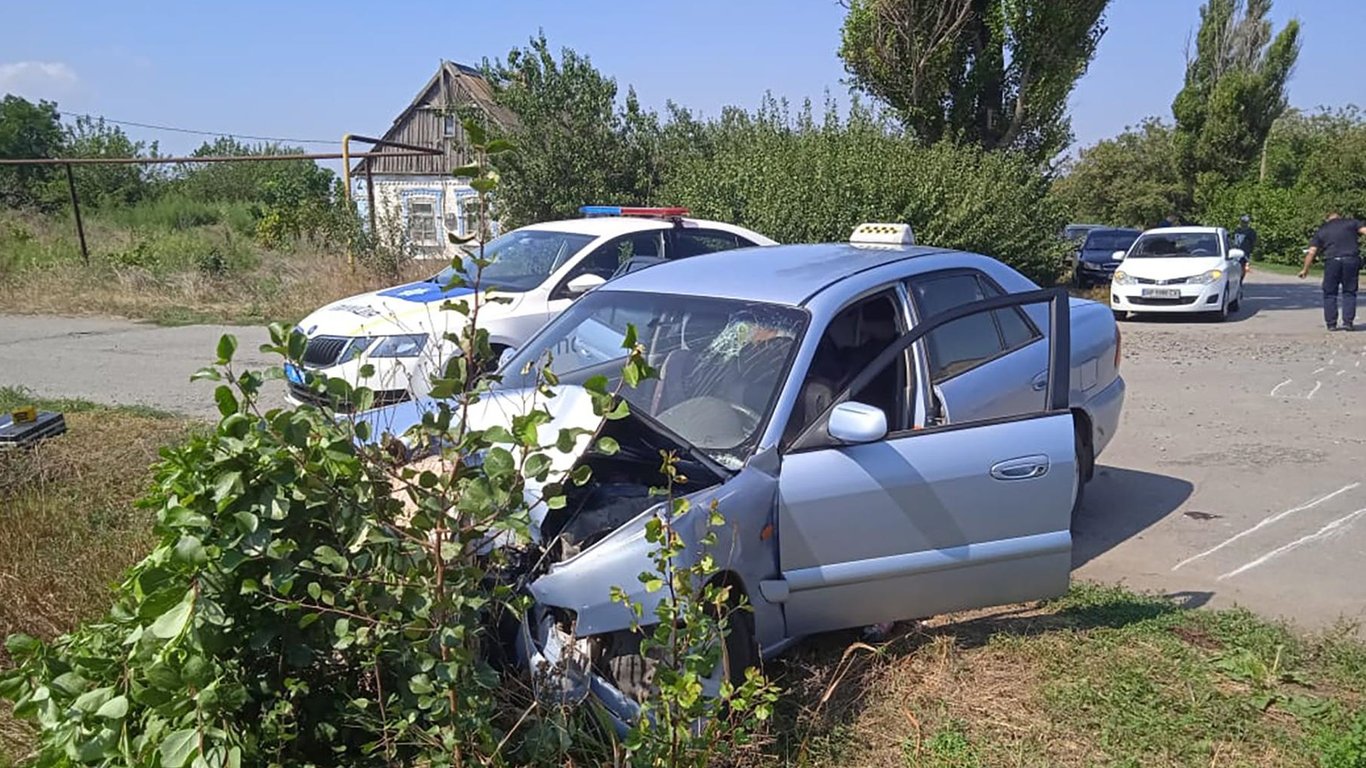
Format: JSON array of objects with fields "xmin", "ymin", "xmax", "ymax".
[
  {"xmin": 284, "ymin": 362, "xmax": 305, "ymax": 385},
  {"xmin": 1141, "ymin": 288, "xmax": 1181, "ymax": 299}
]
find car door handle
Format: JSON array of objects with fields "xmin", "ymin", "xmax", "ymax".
[
  {"xmin": 1030, "ymin": 371, "xmax": 1049, "ymax": 391},
  {"xmin": 990, "ymin": 455, "xmax": 1050, "ymax": 481}
]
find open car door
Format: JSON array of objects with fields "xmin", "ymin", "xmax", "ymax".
[{"xmin": 767, "ymin": 288, "xmax": 1076, "ymax": 638}]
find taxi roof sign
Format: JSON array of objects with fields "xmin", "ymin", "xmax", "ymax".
[{"xmin": 850, "ymin": 222, "xmax": 915, "ymax": 246}]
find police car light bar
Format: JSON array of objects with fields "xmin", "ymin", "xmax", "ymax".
[
  {"xmin": 580, "ymin": 205, "xmax": 691, "ymax": 218},
  {"xmin": 850, "ymin": 222, "xmax": 915, "ymax": 246}
]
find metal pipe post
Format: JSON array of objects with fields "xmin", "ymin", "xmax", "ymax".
[{"xmin": 64, "ymin": 163, "xmax": 89, "ymax": 266}]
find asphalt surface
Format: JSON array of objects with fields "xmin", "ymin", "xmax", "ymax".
[{"xmin": 2, "ymin": 268, "xmax": 1363, "ymax": 630}]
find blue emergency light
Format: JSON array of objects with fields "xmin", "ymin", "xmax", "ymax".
[{"xmin": 580, "ymin": 205, "xmax": 691, "ymax": 218}]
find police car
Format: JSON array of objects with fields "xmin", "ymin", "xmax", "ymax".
[{"xmin": 284, "ymin": 207, "xmax": 775, "ymax": 407}]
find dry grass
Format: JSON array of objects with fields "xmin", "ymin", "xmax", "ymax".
[
  {"xmin": 0, "ymin": 389, "xmax": 191, "ymax": 763},
  {"xmin": 0, "ymin": 208, "xmax": 436, "ymax": 327},
  {"xmin": 0, "ymin": 248, "xmax": 434, "ymax": 327},
  {"xmin": 761, "ymin": 585, "xmax": 1366, "ymax": 767}
]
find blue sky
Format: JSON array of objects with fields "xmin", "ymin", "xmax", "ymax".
[{"xmin": 3, "ymin": 0, "xmax": 1361, "ymax": 164}]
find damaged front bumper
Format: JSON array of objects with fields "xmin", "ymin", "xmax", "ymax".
[{"xmin": 515, "ymin": 606, "xmax": 641, "ymax": 730}]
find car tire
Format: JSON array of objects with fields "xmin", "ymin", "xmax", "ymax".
[
  {"xmin": 1071, "ymin": 428, "xmax": 1093, "ymax": 528},
  {"xmin": 1230, "ymin": 283, "xmax": 1243, "ymax": 313},
  {"xmin": 607, "ymin": 590, "xmax": 759, "ymax": 703},
  {"xmin": 1213, "ymin": 290, "xmax": 1230, "ymax": 322},
  {"xmin": 1112, "ymin": 309, "xmax": 1128, "ymax": 322}
]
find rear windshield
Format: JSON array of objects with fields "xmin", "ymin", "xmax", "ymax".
[{"xmin": 1084, "ymin": 231, "xmax": 1139, "ymax": 252}]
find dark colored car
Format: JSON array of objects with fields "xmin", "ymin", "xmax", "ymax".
[{"xmin": 1072, "ymin": 228, "xmax": 1141, "ymax": 288}]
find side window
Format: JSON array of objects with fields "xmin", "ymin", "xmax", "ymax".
[
  {"xmin": 673, "ymin": 229, "xmax": 745, "ymax": 259},
  {"xmin": 783, "ymin": 290, "xmax": 909, "ymax": 447},
  {"xmin": 909, "ymin": 272, "xmax": 1040, "ymax": 382},
  {"xmin": 555, "ymin": 231, "xmax": 664, "ymax": 297}
]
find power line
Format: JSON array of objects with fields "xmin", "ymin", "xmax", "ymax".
[{"xmin": 62, "ymin": 112, "xmax": 344, "ymax": 146}]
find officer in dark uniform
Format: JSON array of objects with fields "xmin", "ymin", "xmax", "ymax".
[{"xmin": 1299, "ymin": 210, "xmax": 1366, "ymax": 331}]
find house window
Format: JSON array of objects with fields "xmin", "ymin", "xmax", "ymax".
[
  {"xmin": 443, "ymin": 115, "xmax": 457, "ymax": 138},
  {"xmin": 406, "ymin": 198, "xmax": 439, "ymax": 246},
  {"xmin": 460, "ymin": 198, "xmax": 480, "ymax": 239}
]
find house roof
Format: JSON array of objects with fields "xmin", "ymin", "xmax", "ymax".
[{"xmin": 350, "ymin": 60, "xmax": 516, "ymax": 177}]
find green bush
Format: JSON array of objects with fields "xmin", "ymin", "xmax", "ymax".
[
  {"xmin": 1200, "ymin": 183, "xmax": 1317, "ymax": 265},
  {"xmin": 661, "ymin": 98, "xmax": 1070, "ymax": 283}
]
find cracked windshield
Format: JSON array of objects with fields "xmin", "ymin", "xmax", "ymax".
[{"xmin": 501, "ymin": 291, "xmax": 806, "ymax": 466}]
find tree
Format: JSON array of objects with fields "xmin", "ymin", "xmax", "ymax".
[
  {"xmin": 838, "ymin": 0, "xmax": 1110, "ymax": 160},
  {"xmin": 64, "ymin": 115, "xmax": 158, "ymax": 207},
  {"xmin": 485, "ymin": 33, "xmax": 657, "ymax": 226},
  {"xmin": 0, "ymin": 94, "xmax": 64, "ymax": 209},
  {"xmin": 1051, "ymin": 118, "xmax": 1183, "ymax": 228},
  {"xmin": 1171, "ymin": 0, "xmax": 1300, "ymax": 204}
]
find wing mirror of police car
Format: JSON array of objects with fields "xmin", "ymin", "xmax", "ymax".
[
  {"xmin": 827, "ymin": 401, "xmax": 888, "ymax": 444},
  {"xmin": 565, "ymin": 274, "xmax": 607, "ymax": 296},
  {"xmin": 1111, "ymin": 250, "xmax": 1127, "ymax": 261}
]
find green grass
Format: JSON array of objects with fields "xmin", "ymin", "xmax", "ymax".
[
  {"xmin": 1254, "ymin": 259, "xmax": 1322, "ymax": 277},
  {"xmin": 0, "ymin": 388, "xmax": 190, "ymax": 765},
  {"xmin": 770, "ymin": 583, "xmax": 1366, "ymax": 767}
]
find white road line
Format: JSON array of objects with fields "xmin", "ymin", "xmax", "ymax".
[
  {"xmin": 1313, "ymin": 367, "xmax": 1327, "ymax": 374},
  {"xmin": 1338, "ymin": 370, "xmax": 1346, "ymax": 376},
  {"xmin": 1307, "ymin": 381, "xmax": 1323, "ymax": 399},
  {"xmin": 1171, "ymin": 483, "xmax": 1362, "ymax": 571},
  {"xmin": 1269, "ymin": 379, "xmax": 1293, "ymax": 397},
  {"xmin": 1219, "ymin": 507, "xmax": 1366, "ymax": 581}
]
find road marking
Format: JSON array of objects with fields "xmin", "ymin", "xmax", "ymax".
[
  {"xmin": 1307, "ymin": 381, "xmax": 1323, "ymax": 399},
  {"xmin": 1313, "ymin": 367, "xmax": 1327, "ymax": 374},
  {"xmin": 1338, "ymin": 370, "xmax": 1346, "ymax": 376},
  {"xmin": 1219, "ymin": 506, "xmax": 1366, "ymax": 580},
  {"xmin": 1269, "ymin": 379, "xmax": 1293, "ymax": 397},
  {"xmin": 1172, "ymin": 483, "xmax": 1361, "ymax": 571}
]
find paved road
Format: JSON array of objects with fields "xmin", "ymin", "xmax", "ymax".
[
  {"xmin": 0, "ymin": 315, "xmax": 282, "ymax": 417},
  {"xmin": 1075, "ymin": 269, "xmax": 1366, "ymax": 630},
  {"xmin": 2, "ymin": 269, "xmax": 1363, "ymax": 630}
]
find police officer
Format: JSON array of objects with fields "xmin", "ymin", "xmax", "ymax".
[{"xmin": 1298, "ymin": 210, "xmax": 1366, "ymax": 331}]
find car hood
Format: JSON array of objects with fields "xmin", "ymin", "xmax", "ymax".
[
  {"xmin": 354, "ymin": 385, "xmax": 719, "ymax": 541},
  {"xmin": 297, "ymin": 279, "xmax": 521, "ymax": 338},
  {"xmin": 1118, "ymin": 255, "xmax": 1225, "ymax": 279},
  {"xmin": 357, "ymin": 385, "xmax": 601, "ymax": 536}
]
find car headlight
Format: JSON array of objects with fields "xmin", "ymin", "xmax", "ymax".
[
  {"xmin": 368, "ymin": 334, "xmax": 429, "ymax": 358},
  {"xmin": 1191, "ymin": 269, "xmax": 1224, "ymax": 285},
  {"xmin": 1113, "ymin": 270, "xmax": 1133, "ymax": 285}
]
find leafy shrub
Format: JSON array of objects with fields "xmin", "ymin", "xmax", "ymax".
[
  {"xmin": 662, "ymin": 98, "xmax": 1070, "ymax": 283},
  {"xmin": 1200, "ymin": 183, "xmax": 1318, "ymax": 265}
]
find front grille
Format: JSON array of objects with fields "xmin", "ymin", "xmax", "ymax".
[
  {"xmin": 287, "ymin": 382, "xmax": 410, "ymax": 412},
  {"xmin": 1130, "ymin": 296, "xmax": 1198, "ymax": 306},
  {"xmin": 1135, "ymin": 276, "xmax": 1195, "ymax": 286},
  {"xmin": 301, "ymin": 336, "xmax": 351, "ymax": 367}
]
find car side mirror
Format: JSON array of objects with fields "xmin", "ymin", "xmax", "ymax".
[
  {"xmin": 565, "ymin": 274, "xmax": 606, "ymax": 296},
  {"xmin": 827, "ymin": 401, "xmax": 888, "ymax": 444},
  {"xmin": 1111, "ymin": 250, "xmax": 1126, "ymax": 261},
  {"xmin": 1228, "ymin": 248, "xmax": 1245, "ymax": 261},
  {"xmin": 497, "ymin": 346, "xmax": 518, "ymax": 370}
]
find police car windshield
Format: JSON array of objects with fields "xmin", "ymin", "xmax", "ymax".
[
  {"xmin": 432, "ymin": 230, "xmax": 596, "ymax": 292},
  {"xmin": 1128, "ymin": 232, "xmax": 1221, "ymax": 258},
  {"xmin": 499, "ymin": 290, "xmax": 807, "ymax": 468}
]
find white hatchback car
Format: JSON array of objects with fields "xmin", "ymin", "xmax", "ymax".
[
  {"xmin": 1110, "ymin": 226, "xmax": 1246, "ymax": 321},
  {"xmin": 285, "ymin": 208, "xmax": 775, "ymax": 407}
]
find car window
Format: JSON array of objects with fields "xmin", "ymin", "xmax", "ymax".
[
  {"xmin": 783, "ymin": 290, "xmax": 908, "ymax": 447},
  {"xmin": 673, "ymin": 229, "xmax": 746, "ymax": 258},
  {"xmin": 909, "ymin": 272, "xmax": 1041, "ymax": 383},
  {"xmin": 1128, "ymin": 232, "xmax": 1221, "ymax": 258},
  {"xmin": 555, "ymin": 231, "xmax": 665, "ymax": 298},
  {"xmin": 1083, "ymin": 231, "xmax": 1138, "ymax": 252}
]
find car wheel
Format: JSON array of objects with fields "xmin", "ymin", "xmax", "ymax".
[
  {"xmin": 607, "ymin": 590, "xmax": 759, "ymax": 703},
  {"xmin": 1214, "ymin": 290, "xmax": 1230, "ymax": 322},
  {"xmin": 1112, "ymin": 309, "xmax": 1128, "ymax": 322},
  {"xmin": 1071, "ymin": 428, "xmax": 1094, "ymax": 528}
]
